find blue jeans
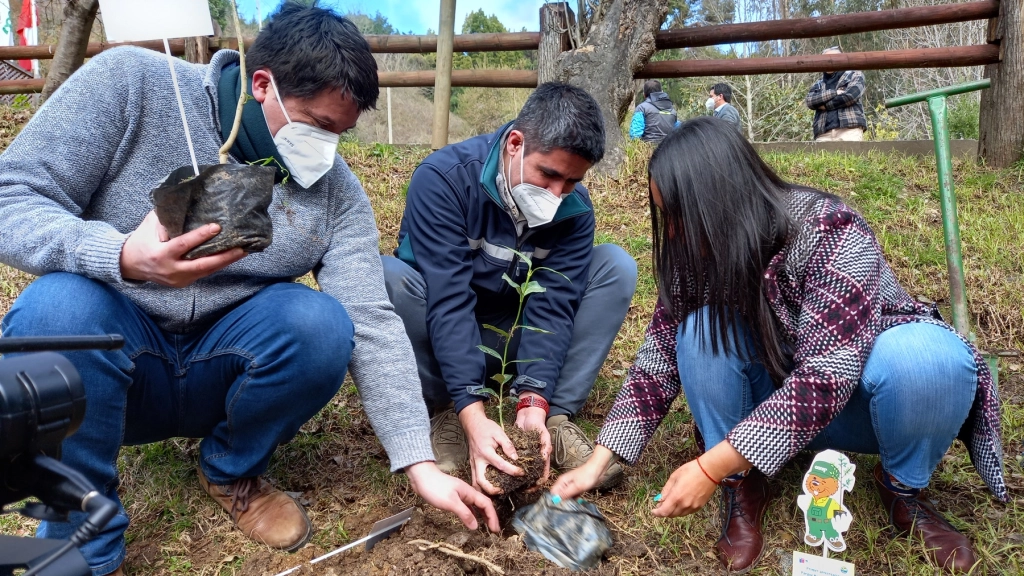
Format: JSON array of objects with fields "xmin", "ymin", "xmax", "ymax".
[
  {"xmin": 382, "ymin": 244, "xmax": 637, "ymax": 417},
  {"xmin": 2, "ymin": 273, "xmax": 354, "ymax": 575},
  {"xmin": 677, "ymin": 308, "xmax": 976, "ymax": 488}
]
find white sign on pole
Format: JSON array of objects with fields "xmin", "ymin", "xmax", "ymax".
[{"xmin": 97, "ymin": 0, "xmax": 213, "ymax": 43}]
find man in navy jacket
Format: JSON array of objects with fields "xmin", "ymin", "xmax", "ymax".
[{"xmin": 382, "ymin": 83, "xmax": 637, "ymax": 494}]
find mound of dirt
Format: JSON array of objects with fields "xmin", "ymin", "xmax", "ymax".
[
  {"xmin": 239, "ymin": 507, "xmax": 651, "ymax": 575},
  {"xmin": 486, "ymin": 427, "xmax": 544, "ymax": 496}
]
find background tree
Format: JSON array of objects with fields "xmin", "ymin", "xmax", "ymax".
[
  {"xmin": 545, "ymin": 0, "xmax": 670, "ymax": 173},
  {"xmin": 40, "ymin": 0, "xmax": 99, "ymax": 101}
]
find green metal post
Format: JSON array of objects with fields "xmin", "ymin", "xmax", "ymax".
[
  {"xmin": 884, "ymin": 79, "xmax": 991, "ymax": 339},
  {"xmin": 926, "ymin": 95, "xmax": 970, "ymax": 337},
  {"xmin": 885, "ymin": 79, "xmax": 997, "ymax": 382}
]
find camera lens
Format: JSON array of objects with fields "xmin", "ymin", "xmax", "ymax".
[{"xmin": 0, "ymin": 352, "xmax": 85, "ymax": 460}]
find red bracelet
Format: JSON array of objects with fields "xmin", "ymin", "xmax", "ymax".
[
  {"xmin": 516, "ymin": 395, "xmax": 550, "ymax": 415},
  {"xmin": 696, "ymin": 457, "xmax": 721, "ymax": 485}
]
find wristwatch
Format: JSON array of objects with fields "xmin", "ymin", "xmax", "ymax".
[{"xmin": 516, "ymin": 395, "xmax": 550, "ymax": 415}]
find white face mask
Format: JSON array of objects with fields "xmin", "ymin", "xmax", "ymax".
[
  {"xmin": 705, "ymin": 97, "xmax": 717, "ymax": 111},
  {"xmin": 507, "ymin": 139, "xmax": 562, "ymax": 228},
  {"xmin": 265, "ymin": 75, "xmax": 340, "ymax": 188}
]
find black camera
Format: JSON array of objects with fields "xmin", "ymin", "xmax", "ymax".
[{"xmin": 1, "ymin": 336, "xmax": 124, "ymax": 576}]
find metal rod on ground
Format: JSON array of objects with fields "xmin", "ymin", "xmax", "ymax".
[
  {"xmin": 162, "ymin": 38, "xmax": 200, "ymax": 176},
  {"xmin": 387, "ymin": 86, "xmax": 393, "ymax": 144},
  {"xmin": 431, "ymin": 0, "xmax": 457, "ymax": 150}
]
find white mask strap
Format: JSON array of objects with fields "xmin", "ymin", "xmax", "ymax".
[{"xmin": 268, "ymin": 73, "xmax": 292, "ymax": 124}]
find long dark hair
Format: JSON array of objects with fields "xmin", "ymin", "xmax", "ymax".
[{"xmin": 648, "ymin": 116, "xmax": 794, "ymax": 382}]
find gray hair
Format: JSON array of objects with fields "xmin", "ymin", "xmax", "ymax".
[{"xmin": 512, "ymin": 82, "xmax": 605, "ymax": 165}]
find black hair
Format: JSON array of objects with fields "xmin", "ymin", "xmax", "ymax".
[
  {"xmin": 648, "ymin": 116, "xmax": 799, "ymax": 382},
  {"xmin": 643, "ymin": 80, "xmax": 662, "ymax": 98},
  {"xmin": 711, "ymin": 82, "xmax": 733, "ymax": 103},
  {"xmin": 512, "ymin": 82, "xmax": 605, "ymax": 165},
  {"xmin": 246, "ymin": 2, "xmax": 379, "ymax": 112}
]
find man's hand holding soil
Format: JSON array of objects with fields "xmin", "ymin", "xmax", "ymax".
[{"xmin": 459, "ymin": 401, "xmax": 527, "ymax": 495}]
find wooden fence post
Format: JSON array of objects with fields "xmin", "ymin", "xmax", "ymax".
[
  {"xmin": 538, "ymin": 2, "xmax": 574, "ymax": 84},
  {"xmin": 978, "ymin": 0, "xmax": 1023, "ymax": 168},
  {"xmin": 184, "ymin": 37, "xmax": 211, "ymax": 64},
  {"xmin": 431, "ymin": 0, "xmax": 457, "ymax": 150}
]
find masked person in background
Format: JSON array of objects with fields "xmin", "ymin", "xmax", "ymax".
[
  {"xmin": 382, "ymin": 83, "xmax": 638, "ymax": 495},
  {"xmin": 706, "ymin": 83, "xmax": 743, "ymax": 134},
  {"xmin": 0, "ymin": 6, "xmax": 499, "ymax": 575}
]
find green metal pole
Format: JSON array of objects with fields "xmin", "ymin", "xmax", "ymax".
[{"xmin": 926, "ymin": 95, "xmax": 971, "ymax": 337}]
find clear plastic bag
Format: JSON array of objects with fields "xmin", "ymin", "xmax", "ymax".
[{"xmin": 511, "ymin": 494, "xmax": 613, "ymax": 571}]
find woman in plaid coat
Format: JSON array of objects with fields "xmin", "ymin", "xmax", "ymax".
[{"xmin": 553, "ymin": 117, "xmax": 1006, "ymax": 574}]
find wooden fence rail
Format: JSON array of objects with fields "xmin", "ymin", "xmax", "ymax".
[
  {"xmin": 0, "ymin": 0, "xmax": 998, "ymax": 62},
  {"xmin": 0, "ymin": 44, "xmax": 998, "ymax": 94},
  {"xmin": 655, "ymin": 0, "xmax": 999, "ymax": 49}
]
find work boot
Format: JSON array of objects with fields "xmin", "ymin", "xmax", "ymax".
[
  {"xmin": 873, "ymin": 464, "xmax": 977, "ymax": 573},
  {"xmin": 715, "ymin": 469, "xmax": 772, "ymax": 574},
  {"xmin": 198, "ymin": 469, "xmax": 312, "ymax": 552},
  {"xmin": 430, "ymin": 409, "xmax": 468, "ymax": 474},
  {"xmin": 547, "ymin": 415, "xmax": 624, "ymax": 490}
]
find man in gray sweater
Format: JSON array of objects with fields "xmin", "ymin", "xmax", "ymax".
[{"xmin": 0, "ymin": 5, "xmax": 497, "ymax": 575}]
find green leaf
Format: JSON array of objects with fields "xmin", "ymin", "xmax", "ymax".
[
  {"xmin": 535, "ymin": 267, "xmax": 571, "ymax": 283},
  {"xmin": 476, "ymin": 345, "xmax": 503, "ymax": 361},
  {"xmin": 520, "ymin": 281, "xmax": 546, "ymax": 296},
  {"xmin": 519, "ymin": 325, "xmax": 553, "ymax": 334},
  {"xmin": 501, "ymin": 273, "xmax": 521, "ymax": 290},
  {"xmin": 507, "ymin": 247, "xmax": 533, "ymax": 268},
  {"xmin": 481, "ymin": 324, "xmax": 509, "ymax": 338},
  {"xmin": 508, "ymin": 358, "xmax": 543, "ymax": 364},
  {"xmin": 490, "ymin": 373, "xmax": 513, "ymax": 384},
  {"xmin": 478, "ymin": 387, "xmax": 500, "ymax": 398}
]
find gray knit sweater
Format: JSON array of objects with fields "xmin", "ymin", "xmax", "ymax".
[{"xmin": 0, "ymin": 47, "xmax": 433, "ymax": 472}]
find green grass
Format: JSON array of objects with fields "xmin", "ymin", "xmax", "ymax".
[{"xmin": 0, "ymin": 123, "xmax": 1022, "ymax": 574}]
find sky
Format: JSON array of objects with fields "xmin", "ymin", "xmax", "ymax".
[{"xmin": 234, "ymin": 0, "xmax": 548, "ymax": 34}]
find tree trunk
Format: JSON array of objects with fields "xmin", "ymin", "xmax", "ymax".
[
  {"xmin": 184, "ymin": 37, "xmax": 211, "ymax": 64},
  {"xmin": 538, "ymin": 3, "xmax": 574, "ymax": 82},
  {"xmin": 40, "ymin": 0, "xmax": 99, "ymax": 101},
  {"xmin": 546, "ymin": 0, "xmax": 669, "ymax": 174},
  {"xmin": 978, "ymin": 0, "xmax": 1024, "ymax": 168}
]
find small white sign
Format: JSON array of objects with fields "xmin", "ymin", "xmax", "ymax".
[
  {"xmin": 796, "ymin": 449, "xmax": 856, "ymax": 553},
  {"xmin": 98, "ymin": 0, "xmax": 213, "ymax": 43},
  {"xmin": 792, "ymin": 551, "xmax": 855, "ymax": 576}
]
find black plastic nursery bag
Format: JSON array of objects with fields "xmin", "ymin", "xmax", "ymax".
[
  {"xmin": 151, "ymin": 164, "xmax": 275, "ymax": 260},
  {"xmin": 512, "ymin": 494, "xmax": 613, "ymax": 571}
]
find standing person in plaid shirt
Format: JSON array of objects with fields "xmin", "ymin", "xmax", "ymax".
[
  {"xmin": 805, "ymin": 47, "xmax": 867, "ymax": 141},
  {"xmin": 553, "ymin": 118, "xmax": 1006, "ymax": 574}
]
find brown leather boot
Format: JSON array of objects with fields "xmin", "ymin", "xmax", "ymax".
[
  {"xmin": 715, "ymin": 469, "xmax": 772, "ymax": 574},
  {"xmin": 198, "ymin": 469, "xmax": 312, "ymax": 552},
  {"xmin": 873, "ymin": 464, "xmax": 977, "ymax": 573}
]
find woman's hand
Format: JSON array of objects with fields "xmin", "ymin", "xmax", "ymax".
[
  {"xmin": 651, "ymin": 459, "xmax": 720, "ymax": 517},
  {"xmin": 550, "ymin": 445, "xmax": 616, "ymax": 499},
  {"xmin": 652, "ymin": 441, "xmax": 753, "ymax": 518}
]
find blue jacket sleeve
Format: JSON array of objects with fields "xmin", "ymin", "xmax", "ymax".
[
  {"xmin": 404, "ymin": 164, "xmax": 489, "ymax": 412},
  {"xmin": 510, "ymin": 200, "xmax": 595, "ymax": 402},
  {"xmin": 628, "ymin": 111, "xmax": 645, "ymax": 139}
]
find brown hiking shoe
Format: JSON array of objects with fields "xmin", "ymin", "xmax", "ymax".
[
  {"xmin": 548, "ymin": 415, "xmax": 624, "ymax": 490},
  {"xmin": 873, "ymin": 464, "xmax": 977, "ymax": 573},
  {"xmin": 197, "ymin": 469, "xmax": 312, "ymax": 552},
  {"xmin": 430, "ymin": 409, "xmax": 468, "ymax": 474},
  {"xmin": 715, "ymin": 469, "xmax": 772, "ymax": 574}
]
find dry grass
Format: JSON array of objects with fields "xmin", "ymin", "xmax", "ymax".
[{"xmin": 1, "ymin": 103, "xmax": 1022, "ymax": 574}]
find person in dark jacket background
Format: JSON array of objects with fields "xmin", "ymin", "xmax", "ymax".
[
  {"xmin": 382, "ymin": 83, "xmax": 638, "ymax": 495},
  {"xmin": 630, "ymin": 80, "xmax": 679, "ymax": 143},
  {"xmin": 805, "ymin": 47, "xmax": 867, "ymax": 141},
  {"xmin": 707, "ymin": 83, "xmax": 743, "ymax": 134}
]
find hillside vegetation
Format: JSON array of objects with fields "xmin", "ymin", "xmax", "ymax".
[{"xmin": 0, "ymin": 106, "xmax": 1021, "ymax": 574}]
